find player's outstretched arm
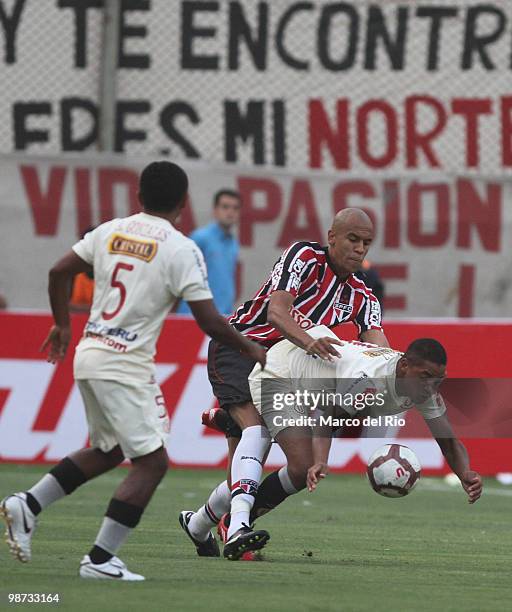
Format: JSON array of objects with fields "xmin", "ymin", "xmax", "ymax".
[
  {"xmin": 427, "ymin": 415, "xmax": 483, "ymax": 504},
  {"xmin": 267, "ymin": 291, "xmax": 342, "ymax": 361},
  {"xmin": 41, "ymin": 251, "xmax": 92, "ymax": 363},
  {"xmin": 189, "ymin": 299, "xmax": 266, "ymax": 369}
]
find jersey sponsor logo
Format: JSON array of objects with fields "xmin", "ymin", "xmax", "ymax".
[
  {"xmin": 85, "ymin": 333, "xmax": 128, "ymax": 352},
  {"xmin": 290, "ymin": 258, "xmax": 306, "ymax": 274},
  {"xmin": 271, "ymin": 261, "xmax": 284, "ymax": 289},
  {"xmin": 369, "ymin": 299, "xmax": 381, "ymax": 326},
  {"xmin": 343, "ymin": 374, "xmax": 369, "ymax": 395},
  {"xmin": 85, "ymin": 321, "xmax": 138, "ymax": 342},
  {"xmin": 108, "ymin": 233, "xmax": 158, "ymax": 262},
  {"xmin": 290, "ymin": 307, "xmax": 314, "ymax": 330},
  {"xmin": 362, "ymin": 348, "xmax": 395, "ymax": 358}
]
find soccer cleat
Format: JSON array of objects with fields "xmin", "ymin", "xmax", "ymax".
[
  {"xmin": 223, "ymin": 525, "xmax": 270, "ymax": 561},
  {"xmin": 79, "ymin": 555, "xmax": 145, "ymax": 581},
  {"xmin": 201, "ymin": 407, "xmax": 230, "ymax": 433},
  {"xmin": 179, "ymin": 511, "xmax": 220, "ymax": 557},
  {"xmin": 0, "ymin": 493, "xmax": 37, "ymax": 563},
  {"xmin": 217, "ymin": 512, "xmax": 230, "ymax": 544},
  {"xmin": 217, "ymin": 513, "xmax": 257, "ymax": 560}
]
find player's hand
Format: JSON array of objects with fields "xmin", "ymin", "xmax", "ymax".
[
  {"xmin": 305, "ymin": 336, "xmax": 343, "ymax": 361},
  {"xmin": 245, "ymin": 342, "xmax": 267, "ymax": 370},
  {"xmin": 307, "ymin": 462, "xmax": 329, "ymax": 492},
  {"xmin": 40, "ymin": 325, "xmax": 71, "ymax": 363},
  {"xmin": 460, "ymin": 470, "xmax": 483, "ymax": 504}
]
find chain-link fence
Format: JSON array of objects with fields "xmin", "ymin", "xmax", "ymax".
[{"xmin": 0, "ymin": 0, "xmax": 511, "ymax": 175}]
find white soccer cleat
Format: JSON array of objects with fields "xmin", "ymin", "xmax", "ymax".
[
  {"xmin": 0, "ymin": 493, "xmax": 37, "ymax": 563},
  {"xmin": 79, "ymin": 555, "xmax": 145, "ymax": 581}
]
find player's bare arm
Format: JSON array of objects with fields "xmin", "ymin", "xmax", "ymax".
[
  {"xmin": 267, "ymin": 290, "xmax": 342, "ymax": 361},
  {"xmin": 426, "ymin": 414, "xmax": 483, "ymax": 504},
  {"xmin": 189, "ymin": 299, "xmax": 266, "ymax": 369},
  {"xmin": 41, "ymin": 251, "xmax": 92, "ymax": 363},
  {"xmin": 359, "ymin": 328, "xmax": 390, "ymax": 347},
  {"xmin": 307, "ymin": 436, "xmax": 332, "ymax": 492}
]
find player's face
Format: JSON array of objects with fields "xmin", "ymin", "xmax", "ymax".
[
  {"xmin": 327, "ymin": 223, "xmax": 374, "ymax": 276},
  {"xmin": 214, "ymin": 195, "xmax": 241, "ymax": 229},
  {"xmin": 400, "ymin": 359, "xmax": 447, "ymax": 404}
]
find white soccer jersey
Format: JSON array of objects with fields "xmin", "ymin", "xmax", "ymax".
[
  {"xmin": 251, "ymin": 325, "xmax": 446, "ymax": 420},
  {"xmin": 72, "ymin": 212, "xmax": 212, "ymax": 383}
]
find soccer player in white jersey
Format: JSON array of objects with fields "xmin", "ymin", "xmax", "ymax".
[
  {"xmin": 0, "ymin": 161, "xmax": 265, "ymax": 580},
  {"xmin": 245, "ymin": 325, "xmax": 482, "ymax": 524}
]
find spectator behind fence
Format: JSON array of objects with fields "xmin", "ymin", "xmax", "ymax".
[{"xmin": 177, "ymin": 190, "xmax": 240, "ymax": 315}]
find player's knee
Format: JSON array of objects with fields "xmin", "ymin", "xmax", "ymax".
[
  {"xmin": 134, "ymin": 447, "xmax": 168, "ymax": 480},
  {"xmin": 230, "ymin": 402, "xmax": 263, "ymax": 429},
  {"xmin": 102, "ymin": 446, "xmax": 124, "ymax": 467}
]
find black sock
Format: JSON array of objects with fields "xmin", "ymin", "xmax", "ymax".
[
  {"xmin": 88, "ymin": 499, "xmax": 144, "ymax": 563},
  {"xmin": 25, "ymin": 492, "xmax": 42, "ymax": 516},
  {"xmin": 250, "ymin": 471, "xmax": 289, "ymax": 523},
  {"xmin": 49, "ymin": 458, "xmax": 87, "ymax": 494},
  {"xmin": 89, "ymin": 545, "xmax": 113, "ymax": 565}
]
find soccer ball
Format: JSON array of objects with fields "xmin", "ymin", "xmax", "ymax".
[{"xmin": 366, "ymin": 444, "xmax": 421, "ymax": 498}]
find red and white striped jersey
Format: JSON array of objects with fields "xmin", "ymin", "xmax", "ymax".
[{"xmin": 230, "ymin": 241, "xmax": 383, "ymax": 347}]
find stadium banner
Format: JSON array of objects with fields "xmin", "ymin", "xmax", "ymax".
[
  {"xmin": 1, "ymin": 1, "xmax": 511, "ymax": 176},
  {"xmin": 0, "ymin": 311, "xmax": 511, "ymax": 474},
  {"xmin": 1, "ymin": 153, "xmax": 512, "ymax": 317}
]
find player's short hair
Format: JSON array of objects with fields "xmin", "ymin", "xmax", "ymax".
[
  {"xmin": 404, "ymin": 338, "xmax": 447, "ymax": 366},
  {"xmin": 213, "ymin": 189, "xmax": 241, "ymax": 207},
  {"xmin": 139, "ymin": 161, "xmax": 188, "ymax": 212}
]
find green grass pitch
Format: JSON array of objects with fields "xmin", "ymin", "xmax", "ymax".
[{"xmin": 0, "ymin": 464, "xmax": 510, "ymax": 612}]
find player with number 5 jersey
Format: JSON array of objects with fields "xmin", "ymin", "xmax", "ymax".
[{"xmin": 1, "ymin": 161, "xmax": 265, "ymax": 580}]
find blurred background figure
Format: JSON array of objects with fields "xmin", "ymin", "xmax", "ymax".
[
  {"xmin": 69, "ymin": 227, "xmax": 96, "ymax": 313},
  {"xmin": 177, "ymin": 190, "xmax": 241, "ymax": 316},
  {"xmin": 0, "ymin": 292, "xmax": 7, "ymax": 310},
  {"xmin": 355, "ymin": 260, "xmax": 385, "ymax": 314}
]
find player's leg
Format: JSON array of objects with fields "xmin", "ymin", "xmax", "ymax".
[
  {"xmin": 206, "ymin": 340, "xmax": 272, "ymax": 558},
  {"xmin": 221, "ymin": 402, "xmax": 272, "ymax": 559},
  {"xmin": 81, "ymin": 445, "xmax": 168, "ymax": 581},
  {"xmin": 0, "ymin": 380, "xmax": 125, "ymax": 563},
  {"xmin": 78, "ymin": 379, "xmax": 169, "ymax": 580},
  {"xmin": 226, "ymin": 402, "xmax": 271, "ymax": 534},
  {"xmin": 183, "ymin": 433, "xmax": 238, "ymax": 553},
  {"xmin": 251, "ymin": 427, "xmax": 313, "ymax": 522}
]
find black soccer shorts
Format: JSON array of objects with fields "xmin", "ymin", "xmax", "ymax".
[{"xmin": 207, "ymin": 339, "xmax": 257, "ymax": 411}]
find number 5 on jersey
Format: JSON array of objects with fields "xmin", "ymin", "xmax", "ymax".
[{"xmin": 102, "ymin": 262, "xmax": 134, "ymax": 321}]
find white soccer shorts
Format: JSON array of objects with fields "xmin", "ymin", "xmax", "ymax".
[{"xmin": 77, "ymin": 379, "xmax": 170, "ymax": 459}]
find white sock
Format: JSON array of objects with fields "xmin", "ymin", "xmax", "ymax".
[
  {"xmin": 278, "ymin": 466, "xmax": 299, "ymax": 495},
  {"xmin": 94, "ymin": 517, "xmax": 132, "ymax": 557},
  {"xmin": 228, "ymin": 425, "xmax": 271, "ymax": 539},
  {"xmin": 27, "ymin": 474, "xmax": 66, "ymax": 510},
  {"xmin": 188, "ymin": 480, "xmax": 230, "ymax": 542}
]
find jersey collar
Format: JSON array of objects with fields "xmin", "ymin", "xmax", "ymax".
[{"xmin": 323, "ymin": 247, "xmax": 353, "ymax": 284}]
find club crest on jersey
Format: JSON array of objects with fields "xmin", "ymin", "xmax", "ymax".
[
  {"xmin": 334, "ymin": 302, "xmax": 353, "ymax": 314},
  {"xmin": 108, "ymin": 233, "xmax": 158, "ymax": 262}
]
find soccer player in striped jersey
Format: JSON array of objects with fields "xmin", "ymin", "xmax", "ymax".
[{"xmin": 180, "ymin": 208, "xmax": 390, "ymax": 560}]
